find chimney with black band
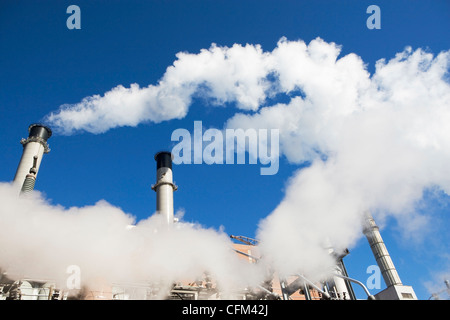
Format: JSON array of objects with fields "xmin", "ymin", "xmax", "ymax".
[
  {"xmin": 152, "ymin": 151, "xmax": 177, "ymax": 226},
  {"xmin": 13, "ymin": 124, "xmax": 52, "ymax": 193}
]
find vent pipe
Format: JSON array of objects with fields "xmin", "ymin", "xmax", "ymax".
[
  {"xmin": 13, "ymin": 124, "xmax": 52, "ymax": 193},
  {"xmin": 151, "ymin": 151, "xmax": 177, "ymax": 226}
]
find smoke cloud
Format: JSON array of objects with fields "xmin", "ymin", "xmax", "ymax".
[
  {"xmin": 45, "ymin": 43, "xmax": 274, "ymax": 134},
  {"xmin": 23, "ymin": 37, "xmax": 450, "ymax": 294},
  {"xmin": 228, "ymin": 41, "xmax": 450, "ymax": 280},
  {"xmin": 0, "ymin": 183, "xmax": 263, "ymax": 297}
]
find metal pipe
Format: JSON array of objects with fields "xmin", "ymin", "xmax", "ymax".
[
  {"xmin": 332, "ymin": 272, "xmax": 375, "ymax": 300},
  {"xmin": 337, "ymin": 258, "xmax": 357, "ymax": 300},
  {"xmin": 303, "ymin": 283, "xmax": 312, "ymax": 300},
  {"xmin": 279, "ymin": 278, "xmax": 290, "ymax": 300},
  {"xmin": 233, "ymin": 249, "xmax": 260, "ymax": 263},
  {"xmin": 294, "ymin": 274, "xmax": 331, "ymax": 300}
]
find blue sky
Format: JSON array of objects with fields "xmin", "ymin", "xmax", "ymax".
[{"xmin": 1, "ymin": 0, "xmax": 449, "ymax": 300}]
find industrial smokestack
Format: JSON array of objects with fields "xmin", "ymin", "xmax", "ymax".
[
  {"xmin": 363, "ymin": 211, "xmax": 402, "ymax": 288},
  {"xmin": 13, "ymin": 124, "xmax": 52, "ymax": 193},
  {"xmin": 362, "ymin": 211, "xmax": 417, "ymax": 299},
  {"xmin": 151, "ymin": 151, "xmax": 177, "ymax": 226}
]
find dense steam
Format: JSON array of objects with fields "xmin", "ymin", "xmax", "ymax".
[
  {"xmin": 0, "ymin": 183, "xmax": 263, "ymax": 296},
  {"xmin": 228, "ymin": 42, "xmax": 450, "ymax": 280},
  {"xmin": 4, "ymin": 37, "xmax": 450, "ymax": 295}
]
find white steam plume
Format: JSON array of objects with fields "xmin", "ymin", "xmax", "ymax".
[
  {"xmin": 0, "ymin": 183, "xmax": 263, "ymax": 297},
  {"xmin": 227, "ymin": 42, "xmax": 450, "ymax": 281},
  {"xmin": 39, "ymin": 37, "xmax": 450, "ymax": 288},
  {"xmin": 45, "ymin": 43, "xmax": 273, "ymax": 134}
]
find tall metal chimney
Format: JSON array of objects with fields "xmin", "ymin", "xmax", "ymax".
[
  {"xmin": 363, "ymin": 211, "xmax": 402, "ymax": 288},
  {"xmin": 363, "ymin": 211, "xmax": 417, "ymax": 299},
  {"xmin": 13, "ymin": 124, "xmax": 52, "ymax": 192},
  {"xmin": 151, "ymin": 151, "xmax": 177, "ymax": 226}
]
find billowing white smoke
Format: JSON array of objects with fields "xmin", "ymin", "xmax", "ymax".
[
  {"xmin": 228, "ymin": 42, "xmax": 450, "ymax": 281},
  {"xmin": 45, "ymin": 43, "xmax": 274, "ymax": 134},
  {"xmin": 0, "ymin": 183, "xmax": 262, "ymax": 297},
  {"xmin": 39, "ymin": 37, "xmax": 450, "ymax": 289}
]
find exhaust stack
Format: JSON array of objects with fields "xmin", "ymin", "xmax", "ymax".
[
  {"xmin": 363, "ymin": 211, "xmax": 402, "ymax": 288},
  {"xmin": 363, "ymin": 211, "xmax": 417, "ymax": 299},
  {"xmin": 13, "ymin": 124, "xmax": 52, "ymax": 192},
  {"xmin": 152, "ymin": 151, "xmax": 177, "ymax": 226}
]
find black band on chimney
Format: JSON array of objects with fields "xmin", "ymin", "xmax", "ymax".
[
  {"xmin": 28, "ymin": 124, "xmax": 52, "ymax": 141},
  {"xmin": 155, "ymin": 151, "xmax": 173, "ymax": 169}
]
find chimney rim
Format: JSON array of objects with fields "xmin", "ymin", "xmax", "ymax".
[
  {"xmin": 28, "ymin": 123, "xmax": 52, "ymax": 139},
  {"xmin": 154, "ymin": 151, "xmax": 174, "ymax": 161}
]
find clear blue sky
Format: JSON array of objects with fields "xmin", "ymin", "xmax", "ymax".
[{"xmin": 0, "ymin": 0, "xmax": 449, "ymax": 300}]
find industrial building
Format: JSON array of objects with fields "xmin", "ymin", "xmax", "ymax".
[{"xmin": 0, "ymin": 124, "xmax": 418, "ymax": 300}]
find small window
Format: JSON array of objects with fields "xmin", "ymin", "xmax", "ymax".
[{"xmin": 401, "ymin": 292, "xmax": 414, "ymax": 299}]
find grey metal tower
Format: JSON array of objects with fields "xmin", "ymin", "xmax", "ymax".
[{"xmin": 363, "ymin": 211, "xmax": 417, "ymax": 300}]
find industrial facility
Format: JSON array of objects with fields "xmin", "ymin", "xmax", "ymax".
[{"xmin": 0, "ymin": 124, "xmax": 418, "ymax": 300}]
